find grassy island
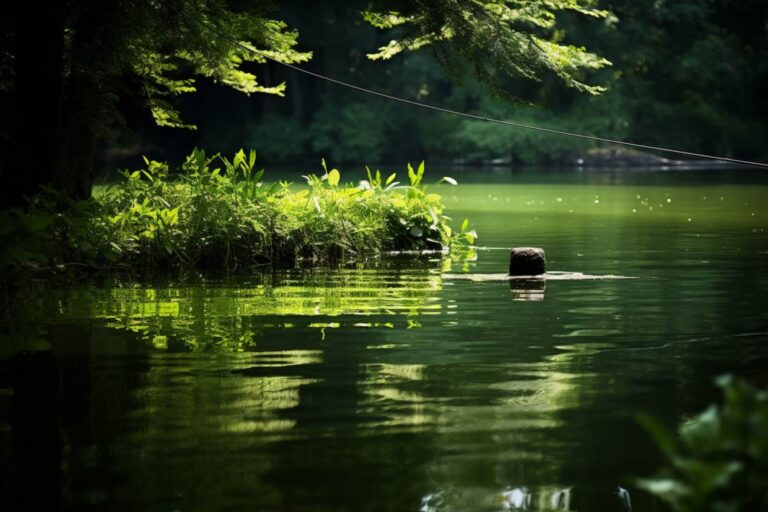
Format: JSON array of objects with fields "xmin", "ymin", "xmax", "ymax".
[{"xmin": 1, "ymin": 150, "xmax": 475, "ymax": 274}]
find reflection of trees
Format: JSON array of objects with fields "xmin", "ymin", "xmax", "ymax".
[
  {"xmin": 1, "ymin": 266, "xmax": 448, "ymax": 510},
  {"xmin": 404, "ymin": 274, "xmax": 641, "ymax": 511},
  {"xmin": 9, "ymin": 351, "xmax": 62, "ymax": 511},
  {"xmin": 37, "ymin": 269, "xmax": 446, "ymax": 353},
  {"xmin": 117, "ymin": 352, "xmax": 323, "ymax": 510},
  {"xmin": 6, "ymin": 323, "xmax": 153, "ymax": 510},
  {"xmin": 541, "ymin": 199, "xmax": 768, "ymax": 510},
  {"xmin": 3, "ymin": 200, "xmax": 764, "ymax": 512}
]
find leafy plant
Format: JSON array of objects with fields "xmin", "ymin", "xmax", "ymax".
[
  {"xmin": 1, "ymin": 150, "xmax": 475, "ymax": 275},
  {"xmin": 638, "ymin": 375, "xmax": 768, "ymax": 512}
]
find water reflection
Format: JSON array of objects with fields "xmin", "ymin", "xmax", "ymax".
[
  {"xmin": 2, "ymin": 170, "xmax": 768, "ymax": 511},
  {"xmin": 510, "ymin": 280, "xmax": 546, "ymax": 301},
  {"xmin": 420, "ymin": 485, "xmax": 632, "ymax": 511},
  {"xmin": 1, "ymin": 268, "xmax": 446, "ymax": 357}
]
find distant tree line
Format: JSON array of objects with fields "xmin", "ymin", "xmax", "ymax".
[{"xmin": 150, "ymin": 0, "xmax": 767, "ymax": 166}]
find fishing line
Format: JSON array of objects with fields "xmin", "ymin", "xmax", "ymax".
[{"xmin": 224, "ymin": 38, "xmax": 768, "ymax": 169}]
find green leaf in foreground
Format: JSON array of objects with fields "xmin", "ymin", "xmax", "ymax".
[{"xmin": 637, "ymin": 375, "xmax": 768, "ymax": 512}]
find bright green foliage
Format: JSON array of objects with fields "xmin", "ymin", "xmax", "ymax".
[
  {"xmin": 0, "ymin": 0, "xmax": 611, "ymax": 136},
  {"xmin": 638, "ymin": 376, "xmax": 768, "ymax": 512},
  {"xmin": 129, "ymin": 2, "xmax": 311, "ymax": 129},
  {"xmin": 10, "ymin": 150, "xmax": 470, "ymax": 272},
  {"xmin": 363, "ymin": 0, "xmax": 611, "ymax": 97}
]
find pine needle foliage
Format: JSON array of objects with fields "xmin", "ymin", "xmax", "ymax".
[
  {"xmin": 363, "ymin": 0, "xmax": 611, "ymax": 99},
  {"xmin": 125, "ymin": 1, "xmax": 312, "ymax": 129}
]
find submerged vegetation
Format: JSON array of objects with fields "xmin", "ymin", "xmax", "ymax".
[{"xmin": 0, "ymin": 150, "xmax": 475, "ymax": 276}]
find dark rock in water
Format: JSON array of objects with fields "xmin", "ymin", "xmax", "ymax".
[{"xmin": 509, "ymin": 247, "xmax": 546, "ymax": 276}]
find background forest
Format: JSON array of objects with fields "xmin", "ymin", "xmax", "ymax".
[{"xmin": 106, "ymin": 0, "xmax": 768, "ymax": 167}]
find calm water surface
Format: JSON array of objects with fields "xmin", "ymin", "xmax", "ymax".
[{"xmin": 1, "ymin": 168, "xmax": 767, "ymax": 511}]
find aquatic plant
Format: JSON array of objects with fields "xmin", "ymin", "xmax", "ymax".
[
  {"xmin": 638, "ymin": 375, "xmax": 768, "ymax": 511},
  {"xmin": 2, "ymin": 149, "xmax": 474, "ymax": 275}
]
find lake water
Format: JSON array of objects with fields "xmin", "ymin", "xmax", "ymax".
[{"xmin": 1, "ymin": 167, "xmax": 767, "ymax": 511}]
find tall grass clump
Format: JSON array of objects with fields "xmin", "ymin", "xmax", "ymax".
[{"xmin": 3, "ymin": 149, "xmax": 476, "ymax": 273}]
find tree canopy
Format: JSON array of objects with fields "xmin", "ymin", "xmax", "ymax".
[
  {"xmin": 184, "ymin": 0, "xmax": 767, "ymax": 166},
  {"xmin": 0, "ymin": 0, "xmax": 609, "ymax": 207}
]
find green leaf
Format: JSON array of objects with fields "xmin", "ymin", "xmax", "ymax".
[
  {"xmin": 328, "ymin": 169, "xmax": 340, "ymax": 187},
  {"xmin": 407, "ymin": 163, "xmax": 416, "ymax": 184},
  {"xmin": 680, "ymin": 405, "xmax": 721, "ymax": 449},
  {"xmin": 233, "ymin": 149, "xmax": 245, "ymax": 170},
  {"xmin": 428, "ymin": 207, "xmax": 439, "ymax": 227},
  {"xmin": 636, "ymin": 477, "xmax": 690, "ymax": 501},
  {"xmin": 461, "ymin": 219, "xmax": 469, "ymax": 232},
  {"xmin": 637, "ymin": 414, "xmax": 678, "ymax": 458}
]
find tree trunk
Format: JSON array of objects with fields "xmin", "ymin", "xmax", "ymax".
[
  {"xmin": 52, "ymin": 0, "xmax": 126, "ymax": 201},
  {"xmin": 55, "ymin": 118, "xmax": 96, "ymax": 201},
  {"xmin": 0, "ymin": 1, "xmax": 64, "ymax": 209},
  {"xmin": 53, "ymin": 0, "xmax": 107, "ymax": 202},
  {"xmin": 1, "ymin": 0, "xmax": 124, "ymax": 209}
]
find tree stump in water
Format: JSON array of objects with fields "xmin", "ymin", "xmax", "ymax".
[{"xmin": 509, "ymin": 247, "xmax": 546, "ymax": 276}]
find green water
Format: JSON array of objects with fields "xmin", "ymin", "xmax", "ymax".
[{"xmin": 1, "ymin": 168, "xmax": 767, "ymax": 511}]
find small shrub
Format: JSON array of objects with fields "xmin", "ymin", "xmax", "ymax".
[{"xmin": 2, "ymin": 149, "xmax": 475, "ymax": 274}]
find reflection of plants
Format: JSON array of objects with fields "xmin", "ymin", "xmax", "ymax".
[
  {"xmin": 638, "ymin": 375, "xmax": 768, "ymax": 511},
  {"xmin": 2, "ymin": 150, "xmax": 474, "ymax": 273},
  {"xmin": 47, "ymin": 269, "xmax": 445, "ymax": 352}
]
